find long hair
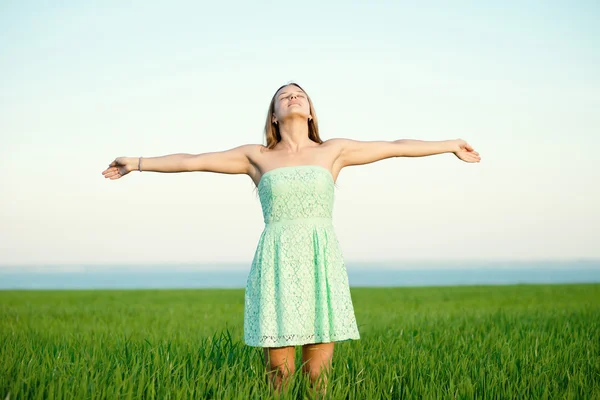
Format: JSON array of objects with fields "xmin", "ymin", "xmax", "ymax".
[{"xmin": 263, "ymin": 83, "xmax": 323, "ymax": 149}]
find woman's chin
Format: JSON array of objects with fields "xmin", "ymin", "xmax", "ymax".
[{"xmin": 283, "ymin": 110, "xmax": 310, "ymax": 120}]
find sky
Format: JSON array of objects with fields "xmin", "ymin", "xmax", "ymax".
[{"xmin": 1, "ymin": 1, "xmax": 599, "ymax": 268}]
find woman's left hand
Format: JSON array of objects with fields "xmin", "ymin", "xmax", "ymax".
[{"xmin": 453, "ymin": 139, "xmax": 481, "ymax": 163}]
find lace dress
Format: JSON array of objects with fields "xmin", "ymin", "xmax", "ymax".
[{"xmin": 244, "ymin": 165, "xmax": 361, "ymax": 347}]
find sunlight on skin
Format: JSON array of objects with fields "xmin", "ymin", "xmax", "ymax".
[{"xmin": 263, "ymin": 342, "xmax": 335, "ymax": 397}]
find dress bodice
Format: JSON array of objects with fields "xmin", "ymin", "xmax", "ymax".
[{"xmin": 257, "ymin": 165, "xmax": 335, "ymax": 225}]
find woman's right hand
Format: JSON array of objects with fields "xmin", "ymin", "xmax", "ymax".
[{"xmin": 102, "ymin": 157, "xmax": 136, "ymax": 180}]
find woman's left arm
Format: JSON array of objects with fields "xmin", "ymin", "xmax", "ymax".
[{"xmin": 328, "ymin": 138, "xmax": 481, "ymax": 167}]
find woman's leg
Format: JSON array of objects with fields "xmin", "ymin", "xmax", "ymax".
[
  {"xmin": 301, "ymin": 342, "xmax": 334, "ymax": 396},
  {"xmin": 264, "ymin": 346, "xmax": 295, "ymax": 393}
]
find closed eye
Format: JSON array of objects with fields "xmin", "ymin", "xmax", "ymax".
[{"xmin": 279, "ymin": 92, "xmax": 305, "ymax": 100}]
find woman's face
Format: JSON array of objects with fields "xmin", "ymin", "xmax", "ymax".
[{"xmin": 272, "ymin": 85, "xmax": 311, "ymax": 123}]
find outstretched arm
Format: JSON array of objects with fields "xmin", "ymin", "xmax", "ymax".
[
  {"xmin": 329, "ymin": 138, "xmax": 481, "ymax": 168},
  {"xmin": 102, "ymin": 144, "xmax": 260, "ymax": 180}
]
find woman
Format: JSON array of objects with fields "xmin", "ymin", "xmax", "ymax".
[{"xmin": 102, "ymin": 82, "xmax": 481, "ymax": 394}]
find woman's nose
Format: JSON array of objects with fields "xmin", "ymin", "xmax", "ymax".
[{"xmin": 289, "ymin": 93, "xmax": 297, "ymax": 100}]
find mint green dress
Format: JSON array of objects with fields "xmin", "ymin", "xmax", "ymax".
[{"xmin": 244, "ymin": 165, "xmax": 361, "ymax": 347}]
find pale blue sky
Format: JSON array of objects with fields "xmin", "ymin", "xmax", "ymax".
[{"xmin": 1, "ymin": 1, "xmax": 599, "ymax": 268}]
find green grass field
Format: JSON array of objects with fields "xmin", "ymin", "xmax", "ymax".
[{"xmin": 1, "ymin": 284, "xmax": 599, "ymax": 399}]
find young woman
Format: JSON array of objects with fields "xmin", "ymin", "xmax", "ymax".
[{"xmin": 102, "ymin": 82, "xmax": 481, "ymax": 395}]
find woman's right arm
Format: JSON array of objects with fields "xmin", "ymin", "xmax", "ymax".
[{"xmin": 102, "ymin": 144, "xmax": 260, "ymax": 180}]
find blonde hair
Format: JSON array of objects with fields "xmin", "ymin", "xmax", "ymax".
[{"xmin": 263, "ymin": 83, "xmax": 323, "ymax": 149}]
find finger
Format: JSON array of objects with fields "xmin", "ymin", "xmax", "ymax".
[
  {"xmin": 106, "ymin": 170, "xmax": 120, "ymax": 178},
  {"xmin": 458, "ymin": 152, "xmax": 476, "ymax": 160}
]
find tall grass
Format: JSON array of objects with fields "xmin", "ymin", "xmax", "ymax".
[{"xmin": 1, "ymin": 284, "xmax": 598, "ymax": 399}]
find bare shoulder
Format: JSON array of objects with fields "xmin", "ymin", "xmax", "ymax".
[
  {"xmin": 322, "ymin": 137, "xmax": 353, "ymax": 149},
  {"xmin": 235, "ymin": 143, "xmax": 265, "ymax": 155},
  {"xmin": 240, "ymin": 143, "xmax": 268, "ymax": 163},
  {"xmin": 233, "ymin": 143, "xmax": 265, "ymax": 163},
  {"xmin": 321, "ymin": 137, "xmax": 353, "ymax": 156}
]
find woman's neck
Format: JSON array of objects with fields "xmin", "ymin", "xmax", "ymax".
[{"xmin": 276, "ymin": 120, "xmax": 312, "ymax": 152}]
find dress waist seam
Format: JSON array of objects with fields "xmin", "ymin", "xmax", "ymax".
[{"xmin": 265, "ymin": 217, "xmax": 332, "ymax": 227}]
